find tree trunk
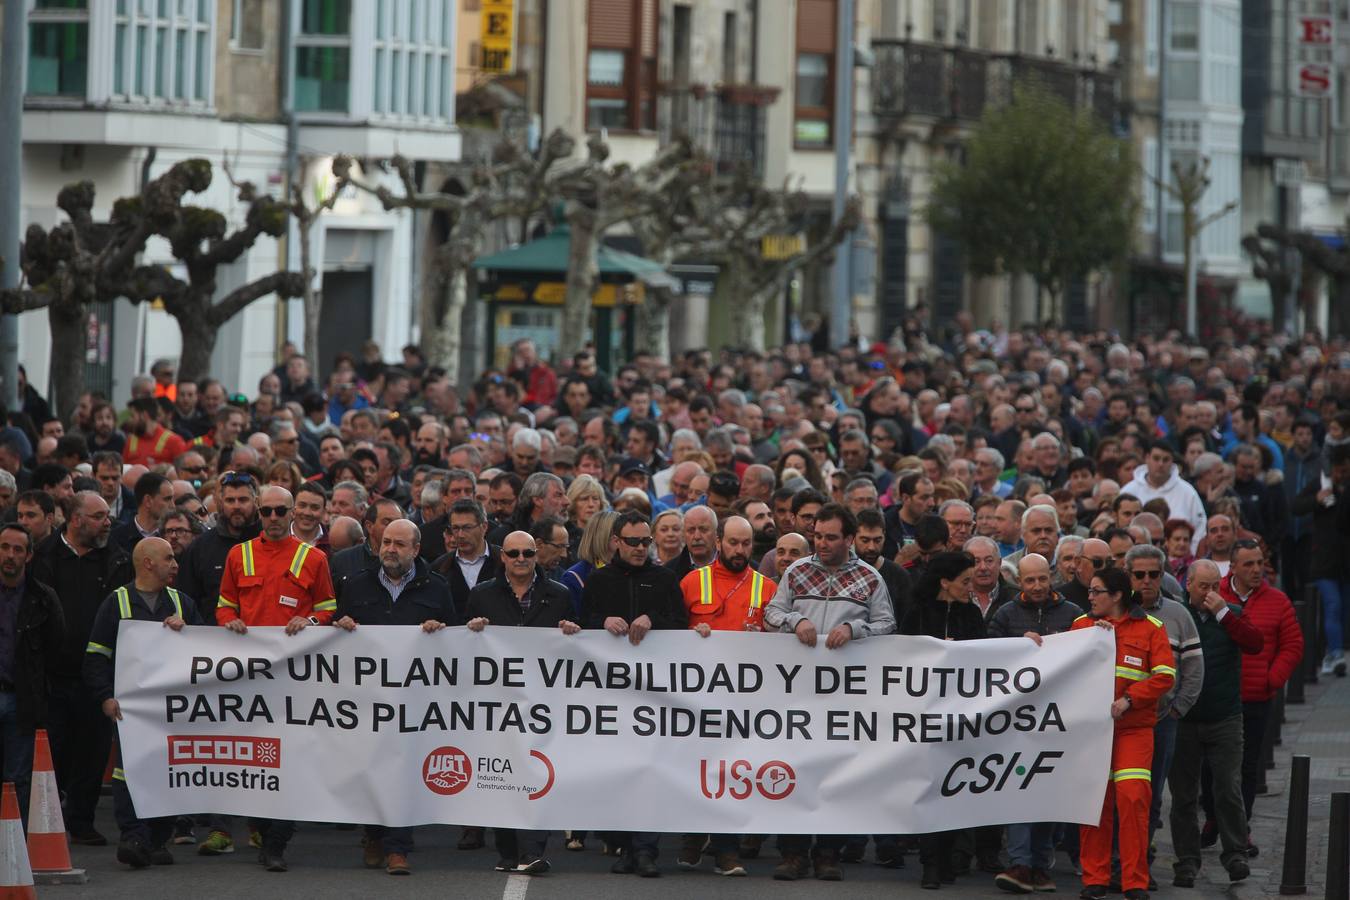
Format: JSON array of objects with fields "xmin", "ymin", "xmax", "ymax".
[
  {"xmin": 422, "ymin": 266, "xmax": 467, "ymax": 379},
  {"xmin": 634, "ymin": 286, "xmax": 673, "ymax": 361},
  {"xmin": 174, "ymin": 302, "xmax": 219, "ymax": 383},
  {"xmin": 561, "ymin": 214, "xmax": 600, "ymax": 360},
  {"xmin": 300, "ymin": 227, "xmax": 321, "ymax": 371},
  {"xmin": 730, "ymin": 284, "xmax": 775, "ymax": 351},
  {"xmin": 47, "ymin": 301, "xmax": 86, "ymax": 423}
]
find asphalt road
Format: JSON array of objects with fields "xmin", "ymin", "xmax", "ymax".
[{"xmin": 55, "ymin": 818, "xmax": 1272, "ymax": 899}]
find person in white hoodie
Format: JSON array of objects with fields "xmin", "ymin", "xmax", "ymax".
[{"xmin": 1123, "ymin": 440, "xmax": 1207, "ymax": 552}]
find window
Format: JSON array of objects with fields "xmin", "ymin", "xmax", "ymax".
[
  {"xmin": 109, "ymin": 0, "xmax": 213, "ymax": 104},
  {"xmin": 27, "ymin": 1, "xmax": 89, "ymax": 97},
  {"xmin": 722, "ymin": 11, "xmax": 736, "ymax": 83},
  {"xmin": 795, "ymin": 0, "xmax": 835, "ymax": 148},
  {"xmin": 301, "ymin": 0, "xmax": 350, "ymax": 35},
  {"xmin": 586, "ymin": 0, "xmax": 658, "ymax": 132},
  {"xmin": 1168, "ymin": 3, "xmax": 1198, "ymax": 51},
  {"xmin": 230, "ymin": 0, "xmax": 264, "ymax": 51},
  {"xmin": 370, "ymin": 0, "xmax": 454, "ymax": 121},
  {"xmin": 295, "ymin": 46, "xmax": 350, "ymax": 112}
]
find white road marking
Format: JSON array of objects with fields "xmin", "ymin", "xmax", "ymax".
[{"xmin": 502, "ymin": 871, "xmax": 531, "ymax": 900}]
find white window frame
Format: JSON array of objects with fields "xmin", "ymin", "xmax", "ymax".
[
  {"xmin": 370, "ymin": 0, "xmax": 454, "ymax": 124},
  {"xmin": 109, "ymin": 0, "xmax": 214, "ymax": 108},
  {"xmin": 26, "ymin": 0, "xmax": 94, "ymax": 101}
]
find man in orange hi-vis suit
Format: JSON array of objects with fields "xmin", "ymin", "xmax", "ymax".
[
  {"xmin": 217, "ymin": 484, "xmax": 336, "ymax": 873},
  {"xmin": 1072, "ymin": 567, "xmax": 1176, "ymax": 900},
  {"xmin": 677, "ymin": 514, "xmax": 776, "ymax": 878}
]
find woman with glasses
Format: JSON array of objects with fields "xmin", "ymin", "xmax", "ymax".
[
  {"xmin": 1163, "ymin": 519, "xmax": 1196, "ymax": 588},
  {"xmin": 1071, "ymin": 567, "xmax": 1176, "ymax": 900},
  {"xmin": 564, "ymin": 474, "xmax": 606, "ymax": 554}
]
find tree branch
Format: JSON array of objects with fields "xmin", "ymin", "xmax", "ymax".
[
  {"xmin": 0, "ymin": 286, "xmax": 58, "ymax": 314},
  {"xmin": 206, "ymin": 271, "xmax": 306, "ymax": 327}
]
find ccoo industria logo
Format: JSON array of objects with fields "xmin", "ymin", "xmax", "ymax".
[{"xmin": 167, "ymin": 735, "xmax": 282, "ymax": 792}]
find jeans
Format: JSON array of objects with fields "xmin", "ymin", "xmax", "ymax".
[
  {"xmin": 364, "ymin": 824, "xmax": 414, "ymax": 855},
  {"xmin": 1006, "ymin": 822, "xmax": 1055, "ymax": 869},
  {"xmin": 0, "ymin": 692, "xmax": 33, "ymax": 823},
  {"xmin": 1149, "ymin": 713, "xmax": 1179, "ymax": 837},
  {"xmin": 1169, "ymin": 715, "xmax": 1246, "ymax": 872},
  {"xmin": 1239, "ymin": 700, "xmax": 1269, "ymax": 821},
  {"xmin": 47, "ymin": 675, "xmax": 112, "ymax": 834},
  {"xmin": 1315, "ymin": 578, "xmax": 1347, "ymax": 655}
]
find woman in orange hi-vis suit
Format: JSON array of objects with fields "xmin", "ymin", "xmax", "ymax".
[{"xmin": 1071, "ymin": 566, "xmax": 1175, "ymax": 900}]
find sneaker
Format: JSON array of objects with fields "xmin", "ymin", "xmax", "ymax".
[
  {"xmin": 1199, "ymin": 820, "xmax": 1217, "ymax": 848},
  {"xmin": 363, "ymin": 836, "xmax": 385, "ymax": 868},
  {"xmin": 149, "ymin": 846, "xmax": 174, "ymax": 866},
  {"xmin": 1245, "ymin": 836, "xmax": 1259, "ymax": 858},
  {"xmin": 1226, "ymin": 857, "xmax": 1250, "ymax": 882},
  {"xmin": 458, "ymin": 826, "xmax": 485, "ymax": 850},
  {"xmin": 1079, "ymin": 886, "xmax": 1108, "ymax": 900},
  {"xmin": 70, "ymin": 829, "xmax": 108, "ymax": 847},
  {"xmin": 516, "ymin": 856, "xmax": 550, "ymax": 876},
  {"xmin": 1031, "ymin": 868, "xmax": 1056, "ymax": 892},
  {"xmin": 259, "ymin": 849, "xmax": 288, "ymax": 872},
  {"xmin": 1331, "ymin": 651, "xmax": 1348, "ymax": 677},
  {"xmin": 116, "ymin": 840, "xmax": 152, "ymax": 869},
  {"xmin": 248, "ymin": 829, "xmax": 262, "ymax": 850},
  {"xmin": 875, "ymin": 842, "xmax": 906, "ymax": 869},
  {"xmin": 840, "ymin": 842, "xmax": 865, "ymax": 863},
  {"xmin": 634, "ymin": 852, "xmax": 660, "ymax": 878},
  {"xmin": 1173, "ymin": 867, "xmax": 1196, "ymax": 888},
  {"xmin": 610, "ymin": 855, "xmax": 636, "ymax": 875},
  {"xmin": 996, "ymin": 865, "xmax": 1036, "ymax": 893},
  {"xmin": 171, "ymin": 818, "xmax": 196, "ymax": 845},
  {"xmin": 677, "ymin": 835, "xmax": 704, "ymax": 869},
  {"xmin": 566, "ymin": 837, "xmax": 585, "ymax": 851},
  {"xmin": 386, "ymin": 852, "xmax": 411, "ymax": 875},
  {"xmin": 773, "ymin": 853, "xmax": 810, "ymax": 881},
  {"xmin": 1123, "ymin": 890, "xmax": 1150, "ymax": 900},
  {"xmin": 713, "ymin": 853, "xmax": 746, "ymax": 876},
  {"xmin": 740, "ymin": 835, "xmax": 764, "ymax": 859},
  {"xmin": 813, "ymin": 849, "xmax": 844, "ymax": 881},
  {"xmin": 495, "ymin": 859, "xmax": 517, "ymax": 872},
  {"xmin": 197, "ymin": 831, "xmax": 235, "ymax": 855}
]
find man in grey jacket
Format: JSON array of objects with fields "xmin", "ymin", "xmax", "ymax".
[
  {"xmin": 1124, "ymin": 543, "xmax": 1205, "ymax": 859},
  {"xmin": 763, "ymin": 503, "xmax": 894, "ymax": 882}
]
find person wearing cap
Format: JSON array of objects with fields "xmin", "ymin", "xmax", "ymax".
[{"xmin": 612, "ymin": 457, "xmax": 670, "ymax": 514}]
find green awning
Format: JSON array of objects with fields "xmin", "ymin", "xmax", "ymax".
[{"xmin": 472, "ymin": 223, "xmax": 676, "ymax": 287}]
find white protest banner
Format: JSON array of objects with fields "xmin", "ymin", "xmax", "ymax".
[{"xmin": 115, "ymin": 622, "xmax": 1115, "ymax": 833}]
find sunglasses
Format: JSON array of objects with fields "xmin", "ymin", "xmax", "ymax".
[
  {"xmin": 1130, "ymin": 569, "xmax": 1163, "ymax": 580},
  {"xmin": 220, "ymin": 471, "xmax": 255, "ymax": 487},
  {"xmin": 180, "ymin": 465, "xmax": 207, "ymax": 475},
  {"xmin": 258, "ymin": 505, "xmax": 292, "ymax": 518},
  {"xmin": 1084, "ymin": 557, "xmax": 1109, "ymax": 569},
  {"xmin": 619, "ymin": 536, "xmax": 654, "ymax": 548},
  {"xmin": 503, "ymin": 548, "xmax": 537, "ymax": 559}
]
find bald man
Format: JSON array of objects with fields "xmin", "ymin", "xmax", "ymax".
[
  {"xmin": 335, "ymin": 519, "xmax": 455, "ymax": 875},
  {"xmin": 85, "ymin": 537, "xmax": 202, "ymax": 868},
  {"xmin": 987, "ymin": 552, "xmax": 1083, "ymax": 892},
  {"xmin": 466, "ymin": 530, "xmax": 577, "ymax": 876},
  {"xmin": 773, "ymin": 532, "xmax": 810, "ymax": 580},
  {"xmin": 327, "ymin": 515, "xmax": 366, "ymax": 552}
]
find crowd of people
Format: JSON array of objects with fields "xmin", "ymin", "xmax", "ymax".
[{"xmin": 0, "ymin": 324, "xmax": 1346, "ymax": 896}]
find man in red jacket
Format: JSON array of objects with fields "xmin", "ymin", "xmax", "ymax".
[{"xmin": 1217, "ymin": 539, "xmax": 1303, "ymax": 848}]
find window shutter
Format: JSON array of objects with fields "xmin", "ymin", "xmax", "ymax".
[
  {"xmin": 590, "ymin": 0, "xmax": 635, "ymax": 48},
  {"xmin": 640, "ymin": 0, "xmax": 657, "ymax": 58},
  {"xmin": 796, "ymin": 0, "xmax": 836, "ymax": 53}
]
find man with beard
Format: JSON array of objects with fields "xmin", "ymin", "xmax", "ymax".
[
  {"xmin": 33, "ymin": 491, "xmax": 132, "ymax": 846},
  {"xmin": 413, "ymin": 422, "xmax": 448, "ymax": 468},
  {"xmin": 666, "ymin": 505, "xmax": 717, "ymax": 583},
  {"xmin": 121, "ymin": 398, "xmax": 188, "ymax": 467},
  {"xmin": 733, "ymin": 498, "xmax": 777, "ymax": 567},
  {"xmin": 177, "ymin": 472, "xmax": 263, "ymax": 625},
  {"xmin": 855, "ymin": 508, "xmax": 912, "ymax": 625},
  {"xmin": 677, "ymin": 516, "xmax": 775, "ymax": 878}
]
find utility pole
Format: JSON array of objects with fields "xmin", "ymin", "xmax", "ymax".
[
  {"xmin": 828, "ymin": 0, "xmax": 855, "ymax": 351},
  {"xmin": 0, "ymin": 0, "xmax": 25, "ymax": 410}
]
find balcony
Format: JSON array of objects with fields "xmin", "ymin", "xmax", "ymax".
[
  {"xmin": 873, "ymin": 41, "xmax": 1116, "ymax": 129},
  {"xmin": 662, "ymin": 83, "xmax": 779, "ymax": 179}
]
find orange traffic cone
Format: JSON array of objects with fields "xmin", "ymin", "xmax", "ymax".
[
  {"xmin": 0, "ymin": 783, "xmax": 35, "ymax": 899},
  {"xmin": 27, "ymin": 730, "xmax": 85, "ymax": 885}
]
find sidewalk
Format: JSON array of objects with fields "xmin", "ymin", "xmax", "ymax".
[{"xmin": 1154, "ymin": 671, "xmax": 1348, "ymax": 897}]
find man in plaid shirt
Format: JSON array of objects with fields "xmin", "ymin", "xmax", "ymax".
[{"xmin": 763, "ymin": 502, "xmax": 895, "ymax": 882}]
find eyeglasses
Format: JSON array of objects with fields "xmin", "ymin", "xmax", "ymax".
[
  {"xmin": 503, "ymin": 548, "xmax": 537, "ymax": 559},
  {"xmin": 185, "ymin": 506, "xmax": 209, "ymax": 518},
  {"xmin": 258, "ymin": 505, "xmax": 292, "ymax": 518},
  {"xmin": 180, "ymin": 465, "xmax": 207, "ymax": 475},
  {"xmin": 220, "ymin": 471, "xmax": 255, "ymax": 487},
  {"xmin": 448, "ymin": 523, "xmax": 483, "ymax": 533},
  {"xmin": 1130, "ymin": 569, "xmax": 1163, "ymax": 580},
  {"xmin": 163, "ymin": 527, "xmax": 192, "ymax": 536},
  {"xmin": 1086, "ymin": 587, "xmax": 1111, "ymax": 597},
  {"xmin": 539, "ymin": 540, "xmax": 567, "ymax": 550},
  {"xmin": 619, "ymin": 536, "xmax": 654, "ymax": 548}
]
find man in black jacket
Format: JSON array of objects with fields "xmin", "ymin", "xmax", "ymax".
[
  {"xmin": 431, "ymin": 499, "xmax": 500, "ymax": 619},
  {"xmin": 582, "ymin": 511, "xmax": 687, "ymax": 877},
  {"xmin": 466, "ymin": 530, "xmax": 580, "ymax": 876},
  {"xmin": 32, "ymin": 491, "xmax": 132, "ymax": 845},
  {"xmin": 176, "ymin": 471, "xmax": 261, "ymax": 623},
  {"xmin": 330, "ymin": 498, "xmax": 402, "ymax": 597},
  {"xmin": 335, "ymin": 519, "xmax": 456, "ymax": 876},
  {"xmin": 0, "ymin": 523, "xmax": 64, "ymax": 819}
]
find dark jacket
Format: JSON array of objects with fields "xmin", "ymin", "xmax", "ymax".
[
  {"xmin": 1290, "ymin": 477, "xmax": 1350, "ymax": 581},
  {"xmin": 664, "ymin": 547, "xmax": 716, "ymax": 586},
  {"xmin": 431, "ymin": 547, "xmax": 501, "ymax": 621},
  {"xmin": 109, "ymin": 519, "xmax": 155, "ymax": 556},
  {"xmin": 871, "ymin": 557, "xmax": 913, "ymax": 626},
  {"xmin": 83, "ymin": 583, "xmax": 203, "ymax": 704},
  {"xmin": 177, "ymin": 520, "xmax": 262, "ymax": 624},
  {"xmin": 32, "ymin": 535, "xmax": 133, "ymax": 679},
  {"xmin": 5, "ymin": 574, "xmax": 65, "ymax": 733},
  {"xmin": 900, "ymin": 595, "xmax": 987, "ymax": 642},
  {"xmin": 582, "ymin": 554, "xmax": 688, "ymax": 631},
  {"xmin": 330, "ymin": 542, "xmax": 379, "ymax": 597},
  {"xmin": 335, "ymin": 559, "xmax": 457, "ymax": 627},
  {"xmin": 466, "ymin": 568, "xmax": 574, "ymax": 628},
  {"xmin": 419, "ymin": 513, "xmax": 448, "ymax": 562},
  {"xmin": 987, "ymin": 591, "xmax": 1082, "ymax": 638},
  {"xmin": 1183, "ymin": 600, "xmax": 1263, "ymax": 723}
]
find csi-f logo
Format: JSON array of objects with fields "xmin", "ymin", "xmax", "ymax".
[
  {"xmin": 423, "ymin": 747, "xmax": 472, "ymax": 795},
  {"xmin": 940, "ymin": 751, "xmax": 1063, "ymax": 796},
  {"xmin": 699, "ymin": 759, "xmax": 796, "ymax": 800}
]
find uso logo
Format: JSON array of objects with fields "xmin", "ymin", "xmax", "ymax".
[
  {"xmin": 423, "ymin": 747, "xmax": 472, "ymax": 795},
  {"xmin": 699, "ymin": 759, "xmax": 796, "ymax": 800}
]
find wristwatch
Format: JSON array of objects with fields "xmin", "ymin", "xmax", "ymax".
[{"xmin": 308, "ymin": 616, "xmax": 321, "ymax": 626}]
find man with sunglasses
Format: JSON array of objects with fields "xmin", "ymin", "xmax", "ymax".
[
  {"xmin": 177, "ymin": 471, "xmax": 262, "ymax": 627},
  {"xmin": 465, "ymin": 530, "xmax": 577, "ymax": 876},
  {"xmin": 216, "ymin": 485, "xmax": 336, "ymax": 871},
  {"xmin": 582, "ymin": 511, "xmax": 687, "ymax": 878},
  {"xmin": 1058, "ymin": 537, "xmax": 1112, "ymax": 609},
  {"xmin": 1124, "ymin": 543, "xmax": 1203, "ymax": 880}
]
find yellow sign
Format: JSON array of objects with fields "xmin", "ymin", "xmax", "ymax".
[
  {"xmin": 491, "ymin": 282, "xmax": 645, "ymax": 307},
  {"xmin": 761, "ymin": 233, "xmax": 806, "ymax": 260},
  {"xmin": 480, "ymin": 0, "xmax": 515, "ymax": 74}
]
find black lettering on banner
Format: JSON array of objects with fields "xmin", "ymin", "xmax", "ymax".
[
  {"xmin": 188, "ymin": 656, "xmax": 273, "ymax": 684},
  {"xmin": 286, "ymin": 653, "xmax": 338, "ymax": 683},
  {"xmin": 166, "ymin": 693, "xmax": 273, "ymax": 723},
  {"xmin": 776, "ymin": 663, "xmax": 801, "ymax": 692},
  {"xmin": 826, "ymin": 709, "xmax": 877, "ymax": 741},
  {"xmin": 474, "ymin": 656, "xmax": 525, "ymax": 686},
  {"xmin": 566, "ymin": 704, "xmax": 618, "ymax": 735}
]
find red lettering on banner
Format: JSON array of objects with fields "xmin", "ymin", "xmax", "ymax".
[
  {"xmin": 423, "ymin": 746, "xmax": 472, "ymax": 795},
  {"xmin": 167, "ymin": 735, "xmax": 282, "ymax": 768}
]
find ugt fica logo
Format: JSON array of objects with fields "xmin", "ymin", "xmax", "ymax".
[
  {"xmin": 423, "ymin": 746, "xmax": 472, "ymax": 795},
  {"xmin": 699, "ymin": 759, "xmax": 796, "ymax": 800}
]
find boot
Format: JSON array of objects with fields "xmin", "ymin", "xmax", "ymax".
[
  {"xmin": 813, "ymin": 849, "xmax": 844, "ymax": 881},
  {"xmin": 773, "ymin": 852, "xmax": 810, "ymax": 881}
]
